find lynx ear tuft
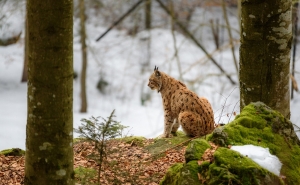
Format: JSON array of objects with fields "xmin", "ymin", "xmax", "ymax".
[{"xmin": 154, "ymin": 66, "xmax": 159, "ymax": 71}]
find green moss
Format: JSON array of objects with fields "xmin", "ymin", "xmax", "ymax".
[
  {"xmin": 73, "ymin": 137, "xmax": 87, "ymax": 144},
  {"xmin": 120, "ymin": 136, "xmax": 146, "ymax": 147},
  {"xmin": 236, "ymin": 116, "xmax": 267, "ymax": 129},
  {"xmin": 160, "ymin": 161, "xmax": 200, "ymax": 185},
  {"xmin": 185, "ymin": 138, "xmax": 211, "ymax": 162},
  {"xmin": 209, "ymin": 102, "xmax": 300, "ymax": 184},
  {"xmin": 214, "ymin": 147, "xmax": 261, "ymax": 170},
  {"xmin": 179, "ymin": 160, "xmax": 200, "ymax": 185},
  {"xmin": 168, "ymin": 131, "xmax": 191, "ymax": 144},
  {"xmin": 209, "ymin": 147, "xmax": 284, "ymax": 185},
  {"xmin": 0, "ymin": 148, "xmax": 25, "ymax": 156},
  {"xmin": 145, "ymin": 131, "xmax": 190, "ymax": 155},
  {"xmin": 160, "ymin": 102, "xmax": 300, "ymax": 185},
  {"xmin": 160, "ymin": 163, "xmax": 184, "ymax": 185},
  {"xmin": 74, "ymin": 166, "xmax": 97, "ymax": 185}
]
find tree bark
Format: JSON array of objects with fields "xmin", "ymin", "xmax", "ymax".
[
  {"xmin": 25, "ymin": 0, "xmax": 74, "ymax": 184},
  {"xmin": 240, "ymin": 0, "xmax": 292, "ymax": 118},
  {"xmin": 79, "ymin": 0, "xmax": 88, "ymax": 113}
]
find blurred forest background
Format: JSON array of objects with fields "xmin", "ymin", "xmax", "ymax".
[{"xmin": 0, "ymin": 0, "xmax": 300, "ymax": 150}]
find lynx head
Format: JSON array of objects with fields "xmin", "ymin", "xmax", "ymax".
[{"xmin": 148, "ymin": 66, "xmax": 162, "ymax": 93}]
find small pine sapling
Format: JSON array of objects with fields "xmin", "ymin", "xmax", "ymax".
[{"xmin": 74, "ymin": 110, "xmax": 127, "ymax": 185}]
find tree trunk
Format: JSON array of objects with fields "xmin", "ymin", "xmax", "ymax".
[
  {"xmin": 79, "ymin": 0, "xmax": 88, "ymax": 113},
  {"xmin": 25, "ymin": 0, "xmax": 74, "ymax": 184},
  {"xmin": 21, "ymin": 17, "xmax": 28, "ymax": 83},
  {"xmin": 145, "ymin": 0, "xmax": 151, "ymax": 29},
  {"xmin": 240, "ymin": 0, "xmax": 292, "ymax": 118}
]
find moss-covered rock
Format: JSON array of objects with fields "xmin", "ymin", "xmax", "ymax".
[
  {"xmin": 210, "ymin": 126, "xmax": 228, "ymax": 146},
  {"xmin": 160, "ymin": 102, "xmax": 300, "ymax": 185},
  {"xmin": 160, "ymin": 163, "xmax": 183, "ymax": 185},
  {"xmin": 0, "ymin": 148, "xmax": 25, "ymax": 156},
  {"xmin": 160, "ymin": 161, "xmax": 199, "ymax": 185},
  {"xmin": 185, "ymin": 138, "xmax": 210, "ymax": 163},
  {"xmin": 218, "ymin": 102, "xmax": 300, "ymax": 184},
  {"xmin": 209, "ymin": 147, "xmax": 283, "ymax": 185},
  {"xmin": 121, "ymin": 136, "xmax": 146, "ymax": 147}
]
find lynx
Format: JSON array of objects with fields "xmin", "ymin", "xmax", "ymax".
[{"xmin": 148, "ymin": 66, "xmax": 214, "ymax": 138}]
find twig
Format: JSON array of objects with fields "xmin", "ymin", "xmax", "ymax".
[
  {"xmin": 228, "ymin": 100, "xmax": 240, "ymax": 123},
  {"xmin": 8, "ymin": 156, "xmax": 24, "ymax": 168},
  {"xmin": 156, "ymin": 0, "xmax": 237, "ymax": 85},
  {"xmin": 217, "ymin": 87, "xmax": 238, "ymax": 124},
  {"xmin": 95, "ymin": 0, "xmax": 145, "ymax": 42},
  {"xmin": 182, "ymin": 40, "xmax": 239, "ymax": 75}
]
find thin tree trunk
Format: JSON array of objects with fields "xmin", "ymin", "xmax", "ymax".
[
  {"xmin": 240, "ymin": 0, "xmax": 292, "ymax": 118},
  {"xmin": 291, "ymin": 2, "xmax": 298, "ymax": 99},
  {"xmin": 145, "ymin": 0, "xmax": 151, "ymax": 29},
  {"xmin": 25, "ymin": 0, "xmax": 74, "ymax": 184},
  {"xmin": 21, "ymin": 17, "xmax": 28, "ymax": 83},
  {"xmin": 222, "ymin": 0, "xmax": 238, "ymax": 73},
  {"xmin": 169, "ymin": 0, "xmax": 183, "ymax": 81},
  {"xmin": 79, "ymin": 0, "xmax": 88, "ymax": 113}
]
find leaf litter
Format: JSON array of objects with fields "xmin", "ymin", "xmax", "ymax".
[{"xmin": 0, "ymin": 138, "xmax": 186, "ymax": 185}]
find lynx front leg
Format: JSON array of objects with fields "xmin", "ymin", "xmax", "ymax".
[
  {"xmin": 160, "ymin": 111, "xmax": 174, "ymax": 138},
  {"xmin": 171, "ymin": 118, "xmax": 179, "ymax": 136}
]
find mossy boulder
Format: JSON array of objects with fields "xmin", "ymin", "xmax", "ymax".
[
  {"xmin": 0, "ymin": 148, "xmax": 25, "ymax": 156},
  {"xmin": 160, "ymin": 161, "xmax": 199, "ymax": 185},
  {"xmin": 121, "ymin": 136, "xmax": 146, "ymax": 147},
  {"xmin": 185, "ymin": 138, "xmax": 210, "ymax": 163},
  {"xmin": 208, "ymin": 147, "xmax": 283, "ymax": 185},
  {"xmin": 160, "ymin": 102, "xmax": 300, "ymax": 185}
]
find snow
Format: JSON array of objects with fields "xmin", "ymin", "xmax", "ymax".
[
  {"xmin": 231, "ymin": 145, "xmax": 282, "ymax": 176},
  {"xmin": 0, "ymin": 3, "xmax": 300, "ymax": 154}
]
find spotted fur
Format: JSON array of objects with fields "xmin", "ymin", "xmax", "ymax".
[{"xmin": 148, "ymin": 67, "xmax": 214, "ymax": 138}]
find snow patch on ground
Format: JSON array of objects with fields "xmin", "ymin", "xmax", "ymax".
[{"xmin": 231, "ymin": 145, "xmax": 282, "ymax": 176}]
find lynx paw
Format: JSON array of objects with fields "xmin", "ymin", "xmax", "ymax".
[{"xmin": 158, "ymin": 133, "xmax": 173, "ymax": 138}]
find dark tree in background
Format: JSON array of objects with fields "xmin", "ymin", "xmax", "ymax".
[
  {"xmin": 79, "ymin": 0, "xmax": 88, "ymax": 113},
  {"xmin": 21, "ymin": 17, "xmax": 28, "ymax": 83},
  {"xmin": 240, "ymin": 0, "xmax": 292, "ymax": 118},
  {"xmin": 145, "ymin": 0, "xmax": 151, "ymax": 29},
  {"xmin": 25, "ymin": 0, "xmax": 74, "ymax": 184}
]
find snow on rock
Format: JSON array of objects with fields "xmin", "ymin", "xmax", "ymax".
[{"xmin": 231, "ymin": 145, "xmax": 282, "ymax": 176}]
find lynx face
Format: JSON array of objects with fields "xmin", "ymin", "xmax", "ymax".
[{"xmin": 148, "ymin": 70, "xmax": 162, "ymax": 92}]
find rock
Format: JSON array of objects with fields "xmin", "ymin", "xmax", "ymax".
[
  {"xmin": 160, "ymin": 102, "xmax": 300, "ymax": 185},
  {"xmin": 160, "ymin": 161, "xmax": 199, "ymax": 185},
  {"xmin": 185, "ymin": 138, "xmax": 210, "ymax": 163},
  {"xmin": 209, "ymin": 147, "xmax": 282, "ymax": 185},
  {"xmin": 0, "ymin": 148, "xmax": 25, "ymax": 156},
  {"xmin": 210, "ymin": 126, "xmax": 228, "ymax": 146},
  {"xmin": 121, "ymin": 136, "xmax": 146, "ymax": 147}
]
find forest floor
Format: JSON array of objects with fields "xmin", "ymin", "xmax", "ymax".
[{"xmin": 0, "ymin": 137, "xmax": 188, "ymax": 185}]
